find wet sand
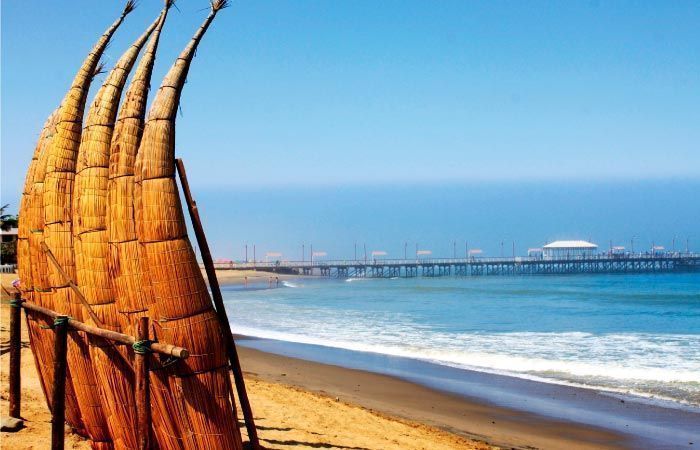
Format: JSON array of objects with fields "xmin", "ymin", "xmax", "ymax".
[{"xmin": 236, "ymin": 344, "xmax": 630, "ymax": 450}]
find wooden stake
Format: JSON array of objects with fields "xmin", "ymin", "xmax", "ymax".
[
  {"xmin": 51, "ymin": 315, "xmax": 69, "ymax": 450},
  {"xmin": 134, "ymin": 317, "xmax": 151, "ymax": 450},
  {"xmin": 9, "ymin": 292, "xmax": 22, "ymax": 419},
  {"xmin": 175, "ymin": 158, "xmax": 260, "ymax": 449}
]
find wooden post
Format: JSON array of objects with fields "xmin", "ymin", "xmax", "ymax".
[
  {"xmin": 175, "ymin": 159, "xmax": 260, "ymax": 449},
  {"xmin": 134, "ymin": 317, "xmax": 151, "ymax": 450},
  {"xmin": 9, "ymin": 293, "xmax": 22, "ymax": 419},
  {"xmin": 51, "ymin": 315, "xmax": 69, "ymax": 450}
]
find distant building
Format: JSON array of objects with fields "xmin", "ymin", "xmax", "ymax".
[
  {"xmin": 1, "ymin": 227, "xmax": 19, "ymax": 265},
  {"xmin": 542, "ymin": 240, "xmax": 598, "ymax": 259}
]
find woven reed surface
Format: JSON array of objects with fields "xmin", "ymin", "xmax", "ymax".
[
  {"xmin": 40, "ymin": 9, "xmax": 133, "ymax": 448},
  {"xmin": 19, "ymin": 112, "xmax": 86, "ymax": 431},
  {"xmin": 134, "ymin": 5, "xmax": 243, "ymax": 449},
  {"xmin": 18, "ymin": 111, "xmax": 58, "ymax": 299}
]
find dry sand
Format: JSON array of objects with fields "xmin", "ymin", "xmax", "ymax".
[{"xmin": 0, "ymin": 272, "xmax": 490, "ymax": 450}]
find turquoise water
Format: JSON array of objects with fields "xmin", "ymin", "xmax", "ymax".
[{"xmin": 224, "ymin": 272, "xmax": 700, "ymax": 407}]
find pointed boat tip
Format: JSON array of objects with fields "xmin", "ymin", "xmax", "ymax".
[
  {"xmin": 211, "ymin": 0, "xmax": 230, "ymax": 13},
  {"xmin": 123, "ymin": 0, "xmax": 137, "ymax": 16}
]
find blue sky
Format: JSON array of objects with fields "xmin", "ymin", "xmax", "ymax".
[{"xmin": 1, "ymin": 1, "xmax": 698, "ymax": 258}]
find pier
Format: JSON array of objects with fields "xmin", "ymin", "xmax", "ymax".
[{"xmin": 211, "ymin": 253, "xmax": 700, "ymax": 278}]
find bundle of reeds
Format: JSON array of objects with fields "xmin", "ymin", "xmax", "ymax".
[
  {"xmin": 18, "ymin": 110, "xmax": 85, "ymax": 433},
  {"xmin": 134, "ymin": 1, "xmax": 244, "ymax": 448},
  {"xmin": 42, "ymin": 2, "xmax": 136, "ymax": 447},
  {"xmin": 73, "ymin": 6, "xmax": 169, "ymax": 448}
]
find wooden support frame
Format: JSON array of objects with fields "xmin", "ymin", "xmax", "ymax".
[
  {"xmin": 175, "ymin": 158, "xmax": 260, "ymax": 449},
  {"xmin": 4, "ymin": 292, "xmax": 189, "ymax": 449},
  {"xmin": 20, "ymin": 300, "xmax": 188, "ymax": 358}
]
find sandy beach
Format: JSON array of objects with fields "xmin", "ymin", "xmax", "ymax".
[
  {"xmin": 212, "ymin": 269, "xmax": 301, "ymax": 286},
  {"xmin": 0, "ymin": 270, "xmax": 675, "ymax": 449},
  {"xmin": 4, "ymin": 269, "xmax": 694, "ymax": 449},
  {"xmin": 0, "ymin": 271, "xmax": 484, "ymax": 449}
]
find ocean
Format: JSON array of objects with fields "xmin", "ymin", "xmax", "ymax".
[{"xmin": 224, "ymin": 272, "xmax": 700, "ymax": 409}]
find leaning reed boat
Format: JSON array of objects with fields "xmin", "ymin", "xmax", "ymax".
[
  {"xmin": 134, "ymin": 1, "xmax": 244, "ymax": 448},
  {"xmin": 18, "ymin": 110, "xmax": 85, "ymax": 432},
  {"xmin": 72, "ymin": 5, "xmax": 170, "ymax": 448},
  {"xmin": 109, "ymin": 2, "xmax": 170, "ymax": 339},
  {"xmin": 42, "ymin": 2, "xmax": 136, "ymax": 447}
]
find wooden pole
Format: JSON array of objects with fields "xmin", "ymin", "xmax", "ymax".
[
  {"xmin": 175, "ymin": 159, "xmax": 260, "ymax": 449},
  {"xmin": 51, "ymin": 315, "xmax": 69, "ymax": 450},
  {"xmin": 134, "ymin": 317, "xmax": 151, "ymax": 450},
  {"xmin": 20, "ymin": 300, "xmax": 188, "ymax": 359},
  {"xmin": 9, "ymin": 292, "xmax": 22, "ymax": 419}
]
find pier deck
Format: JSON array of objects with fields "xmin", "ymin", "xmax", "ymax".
[{"xmin": 211, "ymin": 254, "xmax": 700, "ymax": 278}]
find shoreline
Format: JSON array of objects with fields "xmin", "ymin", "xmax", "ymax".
[
  {"xmin": 216, "ymin": 269, "xmax": 699, "ymax": 448},
  {"xmin": 236, "ymin": 340, "xmax": 629, "ymax": 450},
  {"xmin": 235, "ymin": 335, "xmax": 700, "ymax": 450}
]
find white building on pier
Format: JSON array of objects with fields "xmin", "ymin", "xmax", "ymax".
[{"xmin": 542, "ymin": 240, "xmax": 598, "ymax": 259}]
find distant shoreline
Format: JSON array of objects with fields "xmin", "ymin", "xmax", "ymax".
[{"xmin": 208, "ymin": 268, "xmax": 309, "ymax": 286}]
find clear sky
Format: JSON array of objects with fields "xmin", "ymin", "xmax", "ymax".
[{"xmin": 1, "ymin": 1, "xmax": 698, "ymax": 258}]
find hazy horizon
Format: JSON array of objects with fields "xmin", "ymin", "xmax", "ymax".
[{"xmin": 190, "ymin": 178, "xmax": 698, "ymax": 261}]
